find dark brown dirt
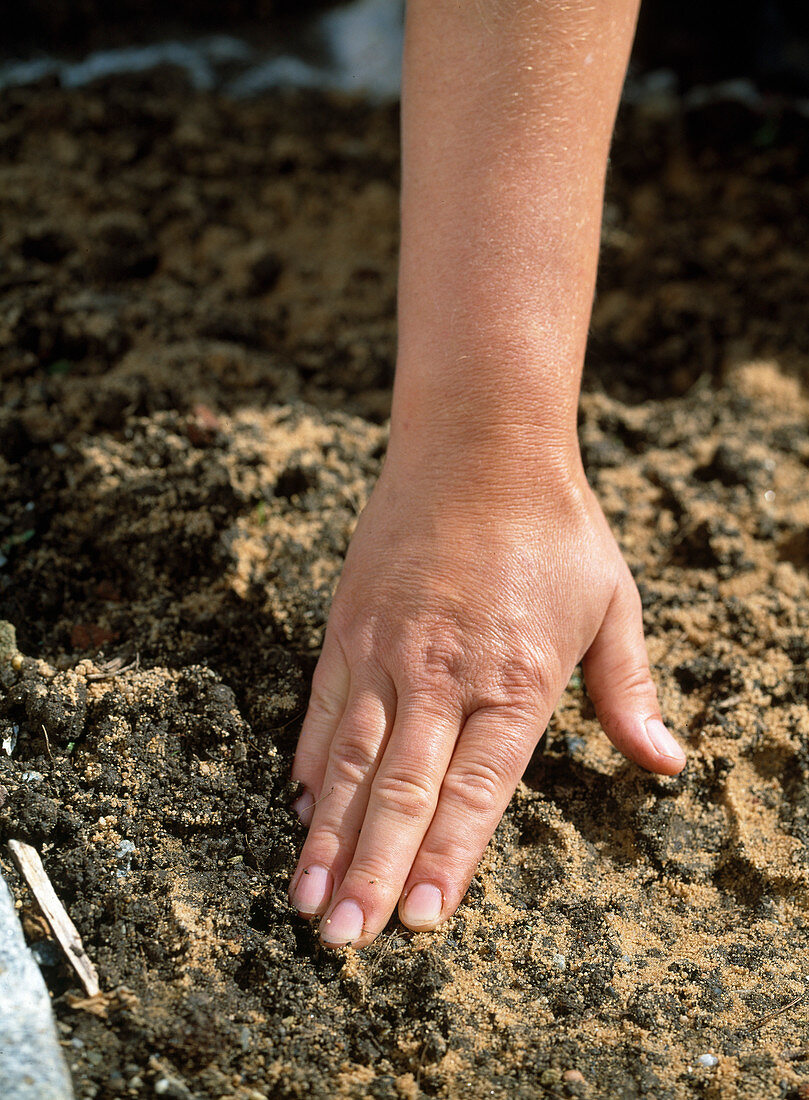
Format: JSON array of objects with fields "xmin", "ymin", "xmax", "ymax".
[
  {"xmin": 1, "ymin": 72, "xmax": 808, "ymax": 1100},
  {"xmin": 4, "ymin": 1, "xmax": 334, "ymax": 55}
]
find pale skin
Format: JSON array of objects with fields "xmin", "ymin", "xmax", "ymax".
[{"xmin": 289, "ymin": 0, "xmax": 686, "ymax": 949}]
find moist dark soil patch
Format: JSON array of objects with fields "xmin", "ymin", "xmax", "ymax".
[{"xmin": 1, "ymin": 74, "xmax": 809, "ymax": 1099}]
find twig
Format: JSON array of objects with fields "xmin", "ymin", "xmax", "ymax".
[
  {"xmin": 41, "ymin": 724, "xmax": 53, "ymax": 762},
  {"xmin": 244, "ymin": 708, "xmax": 307, "ymax": 761},
  {"xmin": 311, "ymin": 786, "xmax": 334, "ymax": 809},
  {"xmin": 415, "ymin": 1040, "xmax": 427, "ymax": 1092},
  {"xmin": 266, "ymin": 708, "xmax": 307, "ymax": 733},
  {"xmin": 715, "ymin": 693, "xmax": 744, "ymax": 711},
  {"xmin": 7, "ymin": 839, "xmax": 100, "ymax": 997},
  {"xmin": 364, "ymin": 930, "xmax": 397, "ymax": 993},
  {"xmin": 86, "ymin": 654, "xmax": 139, "ymax": 683},
  {"xmin": 750, "ymin": 991, "xmax": 808, "ymax": 1031}
]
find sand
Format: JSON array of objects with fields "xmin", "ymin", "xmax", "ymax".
[{"xmin": 1, "ymin": 71, "xmax": 808, "ymax": 1099}]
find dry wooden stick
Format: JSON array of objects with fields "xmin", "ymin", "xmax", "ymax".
[
  {"xmin": 8, "ymin": 838, "xmax": 100, "ymax": 997},
  {"xmin": 750, "ymin": 991, "xmax": 808, "ymax": 1031}
]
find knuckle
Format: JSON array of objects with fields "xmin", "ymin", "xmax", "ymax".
[
  {"xmin": 307, "ymin": 684, "xmax": 342, "ymax": 724},
  {"xmin": 465, "ymin": 667, "xmax": 555, "ymax": 723},
  {"xmin": 333, "ymin": 611, "xmax": 384, "ymax": 667},
  {"xmin": 329, "ymin": 732, "xmax": 379, "ymax": 785},
  {"xmin": 499, "ymin": 651, "xmax": 544, "ymax": 692},
  {"xmin": 612, "ymin": 662, "xmax": 656, "ymax": 699},
  {"xmin": 421, "ymin": 634, "xmax": 467, "ymax": 682},
  {"xmin": 486, "ymin": 651, "xmax": 552, "ymax": 708},
  {"xmin": 372, "ymin": 772, "xmax": 435, "ymax": 819},
  {"xmin": 300, "ymin": 823, "xmax": 342, "ymax": 863},
  {"xmin": 441, "ymin": 759, "xmax": 504, "ymax": 815},
  {"xmin": 395, "ymin": 628, "xmax": 467, "ymax": 692}
]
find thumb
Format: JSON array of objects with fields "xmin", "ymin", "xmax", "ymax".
[{"xmin": 582, "ymin": 568, "xmax": 686, "ymax": 775}]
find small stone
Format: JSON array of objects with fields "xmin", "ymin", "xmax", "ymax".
[
  {"xmin": 115, "ymin": 840, "xmax": 136, "ymax": 879},
  {"xmin": 563, "ymin": 1070, "xmax": 586, "ymax": 1084},
  {"xmin": 186, "ymin": 404, "xmax": 221, "ymax": 447},
  {"xmin": 697, "ymin": 1053, "xmax": 718, "ymax": 1068},
  {"xmin": 565, "ymin": 734, "xmax": 587, "ymax": 755},
  {"xmin": 552, "ymin": 953, "xmax": 567, "ymax": 971},
  {"xmin": 2, "ymin": 723, "xmax": 19, "ymax": 756},
  {"xmin": 0, "ymin": 620, "xmax": 18, "ymax": 662}
]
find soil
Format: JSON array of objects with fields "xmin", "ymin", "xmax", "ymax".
[
  {"xmin": 3, "ymin": 1, "xmax": 333, "ymax": 56},
  {"xmin": 1, "ymin": 70, "xmax": 809, "ymax": 1100}
]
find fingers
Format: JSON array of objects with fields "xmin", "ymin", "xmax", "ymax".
[
  {"xmin": 582, "ymin": 568, "xmax": 686, "ymax": 775},
  {"xmin": 314, "ymin": 694, "xmax": 462, "ymax": 947},
  {"xmin": 397, "ymin": 706, "xmax": 538, "ymax": 932},
  {"xmin": 289, "ymin": 677, "xmax": 395, "ymax": 919},
  {"xmin": 291, "ymin": 638, "xmax": 350, "ymax": 824}
]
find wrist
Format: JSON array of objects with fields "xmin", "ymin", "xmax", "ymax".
[
  {"xmin": 390, "ymin": 338, "xmax": 582, "ymax": 469},
  {"xmin": 383, "ymin": 391, "xmax": 588, "ymax": 522}
]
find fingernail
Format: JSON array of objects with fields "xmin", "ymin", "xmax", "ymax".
[
  {"xmin": 645, "ymin": 718, "xmax": 686, "ymax": 763},
  {"xmin": 292, "ymin": 788, "xmax": 315, "ymax": 825},
  {"xmin": 290, "ymin": 864, "xmax": 331, "ymax": 915},
  {"xmin": 402, "ymin": 883, "xmax": 443, "ymax": 927},
  {"xmin": 320, "ymin": 899, "xmax": 364, "ymax": 946}
]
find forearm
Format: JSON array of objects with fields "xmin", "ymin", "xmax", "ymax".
[{"xmin": 392, "ymin": 0, "xmax": 640, "ymax": 475}]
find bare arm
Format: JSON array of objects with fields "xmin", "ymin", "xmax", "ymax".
[
  {"xmin": 395, "ymin": 0, "xmax": 637, "ymax": 471},
  {"xmin": 288, "ymin": 0, "xmax": 685, "ymax": 950}
]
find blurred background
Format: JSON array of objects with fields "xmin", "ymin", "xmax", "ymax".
[{"xmin": 1, "ymin": 0, "xmax": 808, "ymax": 97}]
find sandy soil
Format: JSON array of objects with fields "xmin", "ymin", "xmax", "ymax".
[{"xmin": 1, "ymin": 71, "xmax": 808, "ymax": 1100}]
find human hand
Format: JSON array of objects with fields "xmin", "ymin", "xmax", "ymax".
[{"xmin": 288, "ymin": 454, "xmax": 685, "ymax": 949}]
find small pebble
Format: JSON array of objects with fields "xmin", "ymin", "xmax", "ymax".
[
  {"xmin": 115, "ymin": 840, "xmax": 136, "ymax": 879},
  {"xmin": 565, "ymin": 735, "xmax": 587, "ymax": 754},
  {"xmin": 32, "ymin": 940, "xmax": 62, "ymax": 968},
  {"xmin": 697, "ymin": 1053, "xmax": 718, "ymax": 1068},
  {"xmin": 2, "ymin": 724, "xmax": 19, "ymax": 756},
  {"xmin": 563, "ymin": 1069, "xmax": 586, "ymax": 1084},
  {"xmin": 551, "ymin": 953, "xmax": 567, "ymax": 971}
]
